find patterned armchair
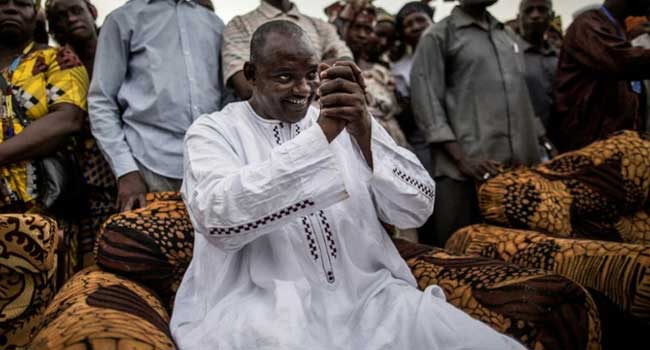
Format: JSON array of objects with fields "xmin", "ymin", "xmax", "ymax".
[
  {"xmin": 25, "ymin": 192, "xmax": 603, "ymax": 350},
  {"xmin": 0, "ymin": 215, "xmax": 58, "ymax": 350},
  {"xmin": 444, "ymin": 131, "xmax": 650, "ymax": 349}
]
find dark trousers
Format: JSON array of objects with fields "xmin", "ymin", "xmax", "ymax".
[{"xmin": 418, "ymin": 177, "xmax": 481, "ymax": 247}]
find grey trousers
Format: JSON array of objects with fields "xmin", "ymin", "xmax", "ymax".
[
  {"xmin": 419, "ymin": 177, "xmax": 481, "ymax": 247},
  {"xmin": 137, "ymin": 161, "xmax": 183, "ymax": 193}
]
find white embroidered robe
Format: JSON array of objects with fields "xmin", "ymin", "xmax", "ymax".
[{"xmin": 170, "ymin": 101, "xmax": 524, "ymax": 350}]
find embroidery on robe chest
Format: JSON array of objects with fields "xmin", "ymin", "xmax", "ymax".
[{"xmin": 301, "ymin": 210, "xmax": 337, "ymax": 284}]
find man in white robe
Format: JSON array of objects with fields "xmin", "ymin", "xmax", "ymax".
[{"xmin": 170, "ymin": 20, "xmax": 525, "ymax": 350}]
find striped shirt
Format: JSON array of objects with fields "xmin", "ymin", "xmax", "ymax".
[{"xmin": 222, "ymin": 1, "xmax": 352, "ymax": 83}]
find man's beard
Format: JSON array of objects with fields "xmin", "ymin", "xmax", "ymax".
[{"xmin": 459, "ymin": 0, "xmax": 499, "ymax": 7}]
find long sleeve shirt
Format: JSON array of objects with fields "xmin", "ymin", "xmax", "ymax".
[
  {"xmin": 88, "ymin": 0, "xmax": 224, "ymax": 179},
  {"xmin": 552, "ymin": 9, "xmax": 650, "ymax": 152},
  {"xmin": 170, "ymin": 102, "xmax": 524, "ymax": 350},
  {"xmin": 411, "ymin": 6, "xmax": 542, "ymax": 181}
]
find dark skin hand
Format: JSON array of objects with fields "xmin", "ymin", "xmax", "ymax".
[
  {"xmin": 117, "ymin": 171, "xmax": 147, "ymax": 212},
  {"xmin": 318, "ymin": 61, "xmax": 373, "ymax": 169},
  {"xmin": 442, "ymin": 141, "xmax": 501, "ymax": 182}
]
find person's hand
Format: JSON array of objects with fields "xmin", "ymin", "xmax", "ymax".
[
  {"xmin": 318, "ymin": 61, "xmax": 374, "ymax": 168},
  {"xmin": 117, "ymin": 171, "xmax": 148, "ymax": 212},
  {"xmin": 457, "ymin": 158, "xmax": 501, "ymax": 183},
  {"xmin": 318, "ymin": 61, "xmax": 370, "ymax": 140}
]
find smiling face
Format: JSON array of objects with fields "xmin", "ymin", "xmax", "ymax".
[
  {"xmin": 245, "ymin": 31, "xmax": 320, "ymax": 124},
  {"xmin": 0, "ymin": 0, "xmax": 37, "ymax": 48},
  {"xmin": 46, "ymin": 0, "xmax": 96, "ymax": 45}
]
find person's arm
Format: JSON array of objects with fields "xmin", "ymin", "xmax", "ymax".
[
  {"xmin": 0, "ymin": 103, "xmax": 84, "ymax": 165},
  {"xmin": 569, "ymin": 16, "xmax": 650, "ymax": 79},
  {"xmin": 88, "ymin": 15, "xmax": 147, "ymax": 211},
  {"xmin": 183, "ymin": 118, "xmax": 348, "ymax": 253},
  {"xmin": 222, "ymin": 16, "xmax": 253, "ymax": 100},
  {"xmin": 0, "ymin": 46, "xmax": 88, "ymax": 164},
  {"xmin": 320, "ymin": 62, "xmax": 434, "ymax": 229}
]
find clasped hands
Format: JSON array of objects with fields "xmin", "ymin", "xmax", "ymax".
[{"xmin": 317, "ymin": 61, "xmax": 371, "ymax": 144}]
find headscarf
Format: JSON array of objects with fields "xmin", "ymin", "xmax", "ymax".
[
  {"xmin": 395, "ymin": 2, "xmax": 434, "ymax": 36},
  {"xmin": 376, "ymin": 7, "xmax": 395, "ymax": 25},
  {"xmin": 326, "ymin": 0, "xmax": 376, "ymax": 37}
]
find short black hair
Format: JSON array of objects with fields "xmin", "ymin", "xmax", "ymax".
[
  {"xmin": 250, "ymin": 20, "xmax": 310, "ymax": 65},
  {"xmin": 395, "ymin": 2, "xmax": 434, "ymax": 36}
]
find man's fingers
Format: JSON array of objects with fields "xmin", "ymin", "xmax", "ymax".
[
  {"xmin": 320, "ymin": 106, "xmax": 365, "ymax": 122},
  {"xmin": 320, "ymin": 65, "xmax": 356, "ymax": 82},
  {"xmin": 319, "ymin": 78, "xmax": 362, "ymax": 96},
  {"xmin": 318, "ymin": 63, "xmax": 331, "ymax": 76},
  {"xmin": 332, "ymin": 61, "xmax": 366, "ymax": 90},
  {"xmin": 122, "ymin": 196, "xmax": 136, "ymax": 212},
  {"xmin": 320, "ymin": 92, "xmax": 364, "ymax": 109},
  {"xmin": 137, "ymin": 194, "xmax": 147, "ymax": 210}
]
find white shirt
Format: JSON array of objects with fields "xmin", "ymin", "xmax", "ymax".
[{"xmin": 171, "ymin": 102, "xmax": 524, "ymax": 350}]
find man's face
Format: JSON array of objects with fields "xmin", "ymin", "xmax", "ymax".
[
  {"xmin": 345, "ymin": 13, "xmax": 375, "ymax": 59},
  {"xmin": 0, "ymin": 0, "xmax": 36, "ymax": 47},
  {"xmin": 402, "ymin": 12, "xmax": 433, "ymax": 47},
  {"xmin": 373, "ymin": 21, "xmax": 396, "ymax": 56},
  {"xmin": 47, "ymin": 0, "xmax": 96, "ymax": 44},
  {"xmin": 519, "ymin": 0, "xmax": 552, "ymax": 39},
  {"xmin": 458, "ymin": 0, "xmax": 499, "ymax": 8},
  {"xmin": 248, "ymin": 33, "xmax": 320, "ymax": 124}
]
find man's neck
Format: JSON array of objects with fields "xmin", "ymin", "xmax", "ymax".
[
  {"xmin": 603, "ymin": 0, "xmax": 629, "ymax": 24},
  {"xmin": 264, "ymin": 0, "xmax": 292, "ymax": 12},
  {"xmin": 460, "ymin": 5, "xmax": 490, "ymax": 27}
]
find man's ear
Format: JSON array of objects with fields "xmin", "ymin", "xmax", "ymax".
[{"xmin": 243, "ymin": 62, "xmax": 256, "ymax": 83}]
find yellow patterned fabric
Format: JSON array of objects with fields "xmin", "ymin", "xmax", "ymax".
[
  {"xmin": 479, "ymin": 131, "xmax": 650, "ymax": 243},
  {"xmin": 394, "ymin": 239, "xmax": 602, "ymax": 350},
  {"xmin": 29, "ymin": 267, "xmax": 175, "ymax": 350},
  {"xmin": 447, "ymin": 224, "xmax": 650, "ymax": 322},
  {"xmin": 0, "ymin": 41, "xmax": 88, "ymax": 206},
  {"xmin": 0, "ymin": 214, "xmax": 58, "ymax": 350}
]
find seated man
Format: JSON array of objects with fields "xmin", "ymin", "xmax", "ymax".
[{"xmin": 170, "ymin": 20, "xmax": 524, "ymax": 349}]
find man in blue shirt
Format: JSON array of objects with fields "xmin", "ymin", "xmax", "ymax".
[{"xmin": 88, "ymin": 0, "xmax": 224, "ymax": 211}]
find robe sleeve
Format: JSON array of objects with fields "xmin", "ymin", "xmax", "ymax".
[
  {"xmin": 357, "ymin": 119, "xmax": 436, "ymax": 229},
  {"xmin": 182, "ymin": 119, "xmax": 349, "ymax": 252}
]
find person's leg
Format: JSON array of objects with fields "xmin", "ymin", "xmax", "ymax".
[{"xmin": 420, "ymin": 177, "xmax": 481, "ymax": 247}]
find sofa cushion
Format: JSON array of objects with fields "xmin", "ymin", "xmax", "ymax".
[
  {"xmin": 0, "ymin": 214, "xmax": 58, "ymax": 350},
  {"xmin": 447, "ymin": 224, "xmax": 650, "ymax": 323},
  {"xmin": 28, "ymin": 267, "xmax": 175, "ymax": 350}
]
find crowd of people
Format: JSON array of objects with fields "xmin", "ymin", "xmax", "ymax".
[{"xmin": 2, "ymin": 0, "xmax": 650, "ymax": 348}]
